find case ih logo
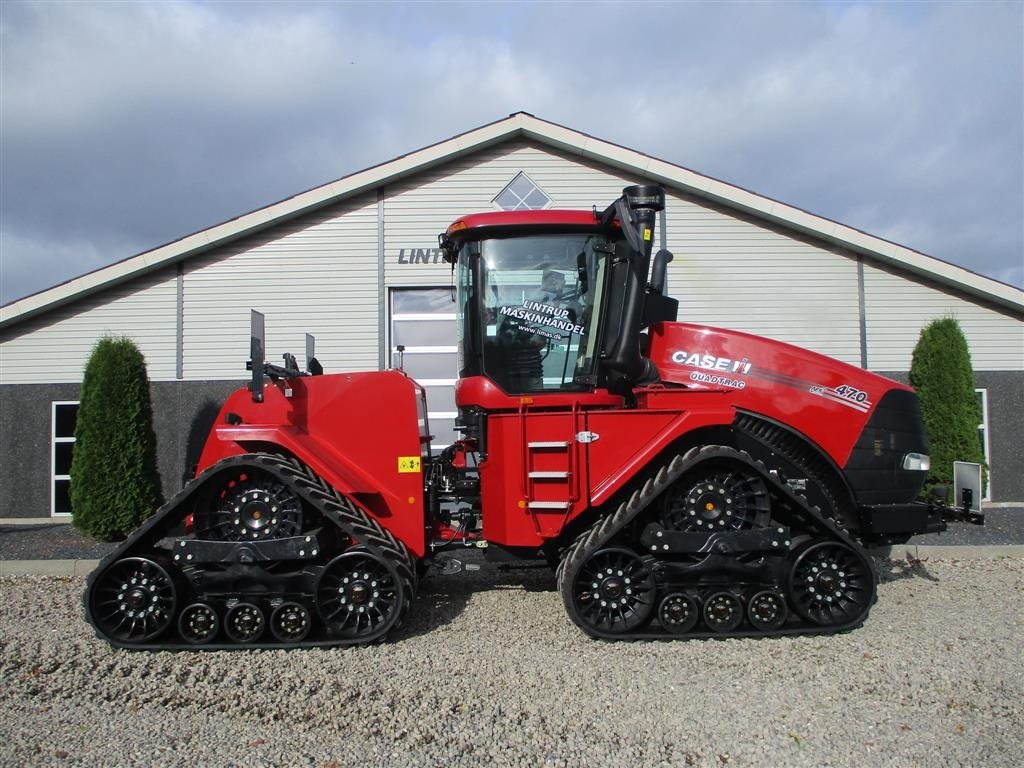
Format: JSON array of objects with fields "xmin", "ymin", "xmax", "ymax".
[
  {"xmin": 396, "ymin": 248, "xmax": 445, "ymax": 264},
  {"xmin": 670, "ymin": 351, "xmax": 752, "ymax": 375}
]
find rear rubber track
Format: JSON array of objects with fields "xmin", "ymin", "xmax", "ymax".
[{"xmin": 84, "ymin": 453, "xmax": 418, "ymax": 650}]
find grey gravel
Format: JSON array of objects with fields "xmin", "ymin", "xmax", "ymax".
[{"xmin": 1, "ymin": 556, "xmax": 1022, "ymax": 768}]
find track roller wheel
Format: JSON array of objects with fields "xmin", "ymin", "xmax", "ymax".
[
  {"xmin": 569, "ymin": 548, "xmax": 656, "ymax": 634},
  {"xmin": 178, "ymin": 603, "xmax": 219, "ymax": 644},
  {"xmin": 89, "ymin": 558, "xmax": 177, "ymax": 644},
  {"xmin": 747, "ymin": 590, "xmax": 788, "ymax": 632},
  {"xmin": 658, "ymin": 593, "xmax": 700, "ymax": 634},
  {"xmin": 316, "ymin": 550, "xmax": 404, "ymax": 641},
  {"xmin": 195, "ymin": 467, "xmax": 303, "ymax": 542},
  {"xmin": 788, "ymin": 541, "xmax": 873, "ymax": 627},
  {"xmin": 703, "ymin": 591, "xmax": 744, "ymax": 633},
  {"xmin": 270, "ymin": 602, "xmax": 312, "ymax": 643},
  {"xmin": 224, "ymin": 602, "xmax": 265, "ymax": 643}
]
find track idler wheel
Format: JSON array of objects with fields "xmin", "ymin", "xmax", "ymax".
[
  {"xmin": 178, "ymin": 603, "xmax": 219, "ymax": 644},
  {"xmin": 747, "ymin": 590, "xmax": 788, "ymax": 632},
  {"xmin": 569, "ymin": 548, "xmax": 656, "ymax": 634},
  {"xmin": 661, "ymin": 464, "xmax": 770, "ymax": 533},
  {"xmin": 195, "ymin": 467, "xmax": 303, "ymax": 542},
  {"xmin": 316, "ymin": 550, "xmax": 404, "ymax": 641},
  {"xmin": 702, "ymin": 591, "xmax": 744, "ymax": 633},
  {"xmin": 224, "ymin": 602, "xmax": 265, "ymax": 643},
  {"xmin": 788, "ymin": 542, "xmax": 873, "ymax": 627},
  {"xmin": 270, "ymin": 602, "xmax": 312, "ymax": 643},
  {"xmin": 658, "ymin": 593, "xmax": 700, "ymax": 634},
  {"xmin": 89, "ymin": 558, "xmax": 177, "ymax": 644}
]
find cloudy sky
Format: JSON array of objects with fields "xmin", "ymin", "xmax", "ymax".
[{"xmin": 1, "ymin": 0, "xmax": 1021, "ymax": 304}]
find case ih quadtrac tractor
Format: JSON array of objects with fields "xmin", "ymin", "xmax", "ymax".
[{"xmin": 86, "ymin": 186, "xmax": 960, "ymax": 649}]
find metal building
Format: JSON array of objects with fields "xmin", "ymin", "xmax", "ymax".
[{"xmin": 2, "ymin": 113, "xmax": 1022, "ymax": 518}]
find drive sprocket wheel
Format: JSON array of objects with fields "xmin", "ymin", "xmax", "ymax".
[
  {"xmin": 194, "ymin": 467, "xmax": 303, "ymax": 542},
  {"xmin": 570, "ymin": 548, "xmax": 656, "ymax": 634},
  {"xmin": 316, "ymin": 550, "xmax": 404, "ymax": 641},
  {"xmin": 661, "ymin": 465, "xmax": 770, "ymax": 533},
  {"xmin": 89, "ymin": 557, "xmax": 177, "ymax": 643},
  {"xmin": 788, "ymin": 542, "xmax": 873, "ymax": 627}
]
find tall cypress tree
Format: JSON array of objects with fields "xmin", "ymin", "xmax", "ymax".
[
  {"xmin": 70, "ymin": 336, "xmax": 164, "ymax": 540},
  {"xmin": 909, "ymin": 316, "xmax": 985, "ymax": 490}
]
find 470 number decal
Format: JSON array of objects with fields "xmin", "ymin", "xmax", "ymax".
[
  {"xmin": 834, "ymin": 385, "xmax": 870, "ymax": 404},
  {"xmin": 809, "ymin": 383, "xmax": 873, "ymax": 412}
]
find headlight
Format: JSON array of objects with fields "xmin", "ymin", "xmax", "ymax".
[{"xmin": 903, "ymin": 453, "xmax": 930, "ymax": 471}]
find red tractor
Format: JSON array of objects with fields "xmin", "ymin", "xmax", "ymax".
[{"xmin": 85, "ymin": 186, "xmax": 959, "ymax": 648}]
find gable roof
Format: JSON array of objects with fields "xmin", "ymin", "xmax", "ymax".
[{"xmin": 2, "ymin": 111, "xmax": 1021, "ymax": 329}]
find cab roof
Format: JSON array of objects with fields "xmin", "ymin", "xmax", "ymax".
[{"xmin": 446, "ymin": 209, "xmax": 604, "ymax": 236}]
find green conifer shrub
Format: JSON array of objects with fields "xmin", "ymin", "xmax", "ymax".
[
  {"xmin": 909, "ymin": 316, "xmax": 985, "ymax": 491},
  {"xmin": 70, "ymin": 336, "xmax": 164, "ymax": 540}
]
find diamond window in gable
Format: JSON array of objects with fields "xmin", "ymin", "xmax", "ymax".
[{"xmin": 493, "ymin": 172, "xmax": 551, "ymax": 210}]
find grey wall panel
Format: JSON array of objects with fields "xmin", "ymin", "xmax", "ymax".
[
  {"xmin": 0, "ymin": 383, "xmax": 79, "ymax": 517},
  {"xmin": 0, "ymin": 380, "xmax": 242, "ymax": 519}
]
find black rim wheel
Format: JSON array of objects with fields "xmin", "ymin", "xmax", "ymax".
[
  {"xmin": 658, "ymin": 592, "xmax": 700, "ymax": 634},
  {"xmin": 270, "ymin": 601, "xmax": 312, "ymax": 643},
  {"xmin": 195, "ymin": 468, "xmax": 303, "ymax": 541},
  {"xmin": 788, "ymin": 542, "xmax": 873, "ymax": 626},
  {"xmin": 572, "ymin": 548, "xmax": 656, "ymax": 634},
  {"xmin": 662, "ymin": 466, "xmax": 770, "ymax": 532},
  {"xmin": 747, "ymin": 590, "xmax": 788, "ymax": 631},
  {"xmin": 90, "ymin": 558, "xmax": 177, "ymax": 643},
  {"xmin": 224, "ymin": 602, "xmax": 265, "ymax": 643},
  {"xmin": 178, "ymin": 603, "xmax": 219, "ymax": 644},
  {"xmin": 703, "ymin": 591, "xmax": 744, "ymax": 633},
  {"xmin": 316, "ymin": 550, "xmax": 403, "ymax": 640}
]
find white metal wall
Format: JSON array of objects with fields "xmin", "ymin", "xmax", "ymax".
[
  {"xmin": 182, "ymin": 193, "xmax": 379, "ymax": 380},
  {"xmin": 0, "ymin": 268, "xmax": 178, "ymax": 384},
  {"xmin": 863, "ymin": 263, "xmax": 1024, "ymax": 371},
  {"xmin": 1, "ymin": 139, "xmax": 1021, "ymax": 388}
]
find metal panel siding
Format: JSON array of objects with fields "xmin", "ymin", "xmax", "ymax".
[
  {"xmin": 382, "ymin": 141, "xmax": 860, "ymax": 363},
  {"xmin": 663, "ymin": 194, "xmax": 862, "ymax": 364},
  {"xmin": 0, "ymin": 269, "xmax": 178, "ymax": 384},
  {"xmin": 863, "ymin": 263, "xmax": 1024, "ymax": 371},
  {"xmin": 384, "ymin": 141, "xmax": 638, "ymax": 287},
  {"xmin": 182, "ymin": 194, "xmax": 379, "ymax": 380}
]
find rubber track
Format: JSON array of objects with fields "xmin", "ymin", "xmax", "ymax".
[
  {"xmin": 556, "ymin": 445, "xmax": 876, "ymax": 641},
  {"xmin": 84, "ymin": 453, "xmax": 417, "ymax": 650}
]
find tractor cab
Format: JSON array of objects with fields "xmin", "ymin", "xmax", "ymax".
[{"xmin": 439, "ymin": 186, "xmax": 679, "ymax": 402}]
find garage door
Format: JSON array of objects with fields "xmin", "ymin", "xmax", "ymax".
[{"xmin": 390, "ymin": 287, "xmax": 458, "ymax": 449}]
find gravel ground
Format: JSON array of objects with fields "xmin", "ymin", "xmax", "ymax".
[{"xmin": 1, "ymin": 556, "xmax": 1022, "ymax": 768}]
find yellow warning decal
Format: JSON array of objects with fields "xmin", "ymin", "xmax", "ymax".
[
  {"xmin": 398, "ymin": 456, "xmax": 421, "ymax": 473},
  {"xmin": 643, "ymin": 227, "xmax": 652, "ymax": 241}
]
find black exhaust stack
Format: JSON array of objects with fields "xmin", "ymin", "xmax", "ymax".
[{"xmin": 600, "ymin": 185, "xmax": 667, "ymax": 388}]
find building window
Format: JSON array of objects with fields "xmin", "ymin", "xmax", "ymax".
[
  {"xmin": 493, "ymin": 171, "xmax": 551, "ymax": 211},
  {"xmin": 52, "ymin": 401, "xmax": 79, "ymax": 516},
  {"xmin": 976, "ymin": 388, "xmax": 991, "ymax": 500},
  {"xmin": 390, "ymin": 288, "xmax": 458, "ymax": 449}
]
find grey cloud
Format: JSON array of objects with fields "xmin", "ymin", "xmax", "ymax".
[{"xmin": 1, "ymin": 0, "xmax": 1021, "ymax": 304}]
